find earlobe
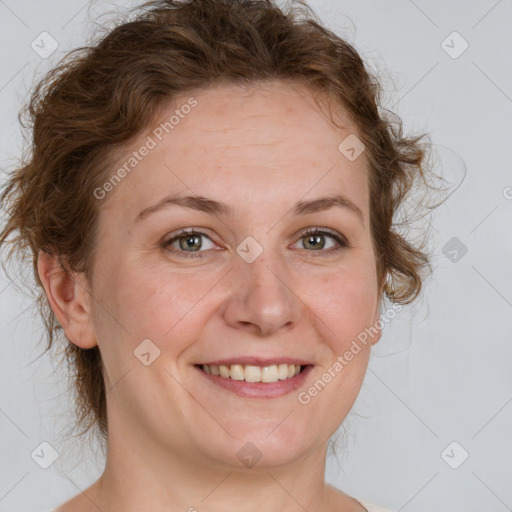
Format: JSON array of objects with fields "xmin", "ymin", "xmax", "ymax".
[{"xmin": 37, "ymin": 250, "xmax": 97, "ymax": 349}]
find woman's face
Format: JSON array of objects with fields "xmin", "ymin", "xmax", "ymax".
[{"xmin": 87, "ymin": 81, "xmax": 381, "ymax": 469}]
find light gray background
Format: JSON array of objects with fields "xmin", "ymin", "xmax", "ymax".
[{"xmin": 1, "ymin": 1, "xmax": 511, "ymax": 511}]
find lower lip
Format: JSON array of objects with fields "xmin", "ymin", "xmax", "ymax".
[{"xmin": 196, "ymin": 365, "xmax": 313, "ymax": 399}]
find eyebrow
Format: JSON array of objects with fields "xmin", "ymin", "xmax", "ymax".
[{"xmin": 136, "ymin": 193, "xmax": 364, "ymax": 225}]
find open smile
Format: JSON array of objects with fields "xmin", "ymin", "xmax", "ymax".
[{"xmin": 195, "ymin": 361, "xmax": 313, "ymax": 399}]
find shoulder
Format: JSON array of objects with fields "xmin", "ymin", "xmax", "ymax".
[
  {"xmin": 358, "ymin": 500, "xmax": 396, "ymax": 512},
  {"xmin": 325, "ymin": 485, "xmax": 394, "ymax": 512}
]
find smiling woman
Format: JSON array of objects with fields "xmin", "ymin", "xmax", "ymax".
[{"xmin": 0, "ymin": 1, "xmax": 439, "ymax": 511}]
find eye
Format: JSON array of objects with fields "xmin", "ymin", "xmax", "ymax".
[
  {"xmin": 162, "ymin": 227, "xmax": 349, "ymax": 259},
  {"xmin": 292, "ymin": 228, "xmax": 348, "ymax": 255},
  {"xmin": 162, "ymin": 228, "xmax": 218, "ymax": 258}
]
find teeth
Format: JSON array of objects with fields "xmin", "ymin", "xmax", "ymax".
[
  {"xmin": 230, "ymin": 364, "xmax": 244, "ymax": 381},
  {"xmin": 201, "ymin": 363, "xmax": 303, "ymax": 383},
  {"xmin": 244, "ymin": 365, "xmax": 261, "ymax": 382},
  {"xmin": 261, "ymin": 365, "xmax": 278, "ymax": 383},
  {"xmin": 278, "ymin": 363, "xmax": 289, "ymax": 380}
]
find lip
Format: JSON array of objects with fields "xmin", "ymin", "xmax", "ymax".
[{"xmin": 195, "ymin": 364, "xmax": 314, "ymax": 399}]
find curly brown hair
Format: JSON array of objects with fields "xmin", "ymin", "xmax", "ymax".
[{"xmin": 0, "ymin": 0, "xmax": 440, "ymax": 441}]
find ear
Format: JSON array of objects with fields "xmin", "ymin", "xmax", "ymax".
[{"xmin": 37, "ymin": 250, "xmax": 97, "ymax": 349}]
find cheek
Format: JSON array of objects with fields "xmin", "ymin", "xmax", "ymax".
[
  {"xmin": 303, "ymin": 264, "xmax": 378, "ymax": 350},
  {"xmin": 293, "ymin": 227, "xmax": 377, "ymax": 318},
  {"xmin": 93, "ymin": 260, "xmax": 217, "ymax": 348},
  {"xmin": 91, "ymin": 242, "xmax": 378, "ymax": 360}
]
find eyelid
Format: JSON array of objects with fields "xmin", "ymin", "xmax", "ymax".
[
  {"xmin": 162, "ymin": 227, "xmax": 218, "ymax": 253},
  {"xmin": 296, "ymin": 227, "xmax": 349, "ymax": 247},
  {"xmin": 291, "ymin": 227, "xmax": 349, "ymax": 255},
  {"xmin": 162, "ymin": 226, "xmax": 349, "ymax": 257}
]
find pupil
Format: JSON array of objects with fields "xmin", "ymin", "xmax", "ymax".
[
  {"xmin": 306, "ymin": 234, "xmax": 324, "ymax": 250},
  {"xmin": 180, "ymin": 235, "xmax": 201, "ymax": 251}
]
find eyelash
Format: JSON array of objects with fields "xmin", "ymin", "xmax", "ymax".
[{"xmin": 162, "ymin": 227, "xmax": 349, "ymax": 259}]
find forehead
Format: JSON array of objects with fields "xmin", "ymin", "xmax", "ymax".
[
  {"xmin": 168, "ymin": 80, "xmax": 352, "ymax": 149},
  {"xmin": 101, "ymin": 80, "xmax": 369, "ymax": 220}
]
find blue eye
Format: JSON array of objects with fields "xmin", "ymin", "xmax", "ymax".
[{"xmin": 162, "ymin": 227, "xmax": 348, "ymax": 258}]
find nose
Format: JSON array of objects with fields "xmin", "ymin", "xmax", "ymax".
[{"xmin": 221, "ymin": 252, "xmax": 303, "ymax": 337}]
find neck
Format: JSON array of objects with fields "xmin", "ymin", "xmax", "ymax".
[{"xmin": 86, "ymin": 425, "xmax": 341, "ymax": 512}]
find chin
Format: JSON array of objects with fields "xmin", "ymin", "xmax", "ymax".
[{"xmin": 199, "ymin": 423, "xmax": 313, "ymax": 471}]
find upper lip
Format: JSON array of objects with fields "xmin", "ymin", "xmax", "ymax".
[{"xmin": 197, "ymin": 357, "xmax": 313, "ymax": 366}]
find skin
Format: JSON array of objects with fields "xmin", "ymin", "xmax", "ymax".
[{"xmin": 38, "ymin": 80, "xmax": 382, "ymax": 512}]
